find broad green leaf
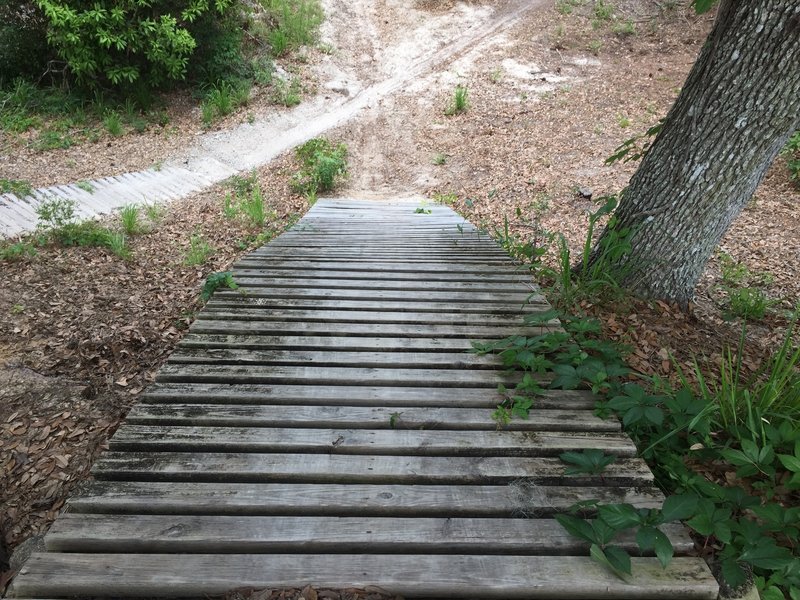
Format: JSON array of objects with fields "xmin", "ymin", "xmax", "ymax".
[
  {"xmin": 653, "ymin": 529, "xmax": 674, "ymax": 569},
  {"xmin": 778, "ymin": 453, "xmax": 800, "ymax": 473},
  {"xmin": 555, "ymin": 514, "xmax": 595, "ymax": 543},
  {"xmin": 660, "ymin": 494, "xmax": 699, "ymax": 522},
  {"xmin": 598, "ymin": 504, "xmax": 641, "ymax": 529},
  {"xmin": 739, "ymin": 539, "xmax": 794, "ymax": 570},
  {"xmin": 604, "ymin": 545, "xmax": 633, "ymax": 577},
  {"xmin": 636, "ymin": 526, "xmax": 658, "ymax": 552},
  {"xmin": 692, "ymin": 0, "xmax": 717, "ymax": 14},
  {"xmin": 721, "ymin": 559, "xmax": 747, "ymax": 589},
  {"xmin": 761, "ymin": 587, "xmax": 785, "ymax": 600}
]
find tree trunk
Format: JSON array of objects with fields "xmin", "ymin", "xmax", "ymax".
[{"xmin": 591, "ymin": 0, "xmax": 800, "ymax": 308}]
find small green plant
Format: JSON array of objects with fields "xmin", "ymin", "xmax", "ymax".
[
  {"xmin": 184, "ymin": 234, "xmax": 215, "ymax": 266},
  {"xmin": 103, "ymin": 111, "xmax": 124, "ymax": 136},
  {"xmin": 489, "ymin": 68, "xmax": 503, "ymax": 83},
  {"xmin": 559, "ymin": 449, "xmax": 616, "ymax": 475},
  {"xmin": 200, "ymin": 271, "xmax": 239, "ymax": 302},
  {"xmin": 433, "ymin": 192, "xmax": 457, "ymax": 205},
  {"xmin": 555, "ymin": 0, "xmax": 574, "ymax": 14},
  {"xmin": 445, "ymin": 84, "xmax": 469, "ymax": 116},
  {"xmin": 781, "ymin": 131, "xmax": 800, "ymax": 185},
  {"xmin": 144, "ymin": 202, "xmax": 165, "ymax": 223},
  {"xmin": 588, "ymin": 39, "xmax": 603, "ymax": 54},
  {"xmin": 727, "ymin": 287, "xmax": 773, "ymax": 320},
  {"xmin": 11, "ymin": 304, "xmax": 26, "ymax": 314},
  {"xmin": 0, "ymin": 178, "xmax": 33, "ymax": 197},
  {"xmin": 414, "ymin": 207, "xmax": 432, "ymax": 214},
  {"xmin": 271, "ymin": 76, "xmax": 302, "ymax": 106},
  {"xmin": 593, "ymin": 0, "xmax": 615, "ymax": 20},
  {"xmin": 446, "ymin": 84, "xmax": 468, "ymax": 113},
  {"xmin": 0, "ymin": 241, "xmax": 37, "ymax": 261},
  {"xmin": 616, "ymin": 114, "xmax": 631, "ymax": 128},
  {"xmin": 119, "ymin": 204, "xmax": 142, "ymax": 235},
  {"xmin": 432, "ymin": 153, "xmax": 448, "ymax": 165},
  {"xmin": 36, "ymin": 198, "xmax": 77, "ymax": 230},
  {"xmin": 240, "ymin": 185, "xmax": 267, "ymax": 228},
  {"xmin": 292, "ymin": 138, "xmax": 348, "ymax": 196},
  {"xmin": 201, "ymin": 81, "xmax": 251, "ymax": 127},
  {"xmin": 76, "ymin": 180, "xmax": 95, "ymax": 193},
  {"xmin": 612, "ymin": 20, "xmax": 636, "ymax": 35}
]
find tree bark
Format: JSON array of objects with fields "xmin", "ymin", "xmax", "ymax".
[{"xmin": 591, "ymin": 0, "xmax": 800, "ymax": 308}]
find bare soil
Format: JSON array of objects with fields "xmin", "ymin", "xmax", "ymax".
[{"xmin": 1, "ymin": 0, "xmax": 798, "ymax": 594}]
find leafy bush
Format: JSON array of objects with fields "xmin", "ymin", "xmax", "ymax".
[
  {"xmin": 291, "ymin": 138, "xmax": 347, "ymax": 198},
  {"xmin": 0, "ymin": 2, "xmax": 51, "ymax": 84},
  {"xmin": 35, "ymin": 0, "xmax": 240, "ymax": 89}
]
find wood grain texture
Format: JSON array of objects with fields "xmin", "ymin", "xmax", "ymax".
[
  {"xmin": 11, "ymin": 553, "xmax": 718, "ymax": 599},
  {"xmin": 45, "ymin": 514, "xmax": 695, "ymax": 555},
  {"xmin": 91, "ymin": 452, "xmax": 655, "ymax": 484},
  {"xmin": 125, "ymin": 403, "xmax": 621, "ymax": 432},
  {"xmin": 67, "ymin": 481, "xmax": 665, "ymax": 517},
  {"xmin": 9, "ymin": 199, "xmax": 716, "ymax": 599}
]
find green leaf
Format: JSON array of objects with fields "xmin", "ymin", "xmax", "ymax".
[
  {"xmin": 598, "ymin": 504, "xmax": 641, "ymax": 529},
  {"xmin": 721, "ymin": 559, "xmax": 747, "ymax": 589},
  {"xmin": 739, "ymin": 538, "xmax": 794, "ymax": 570},
  {"xmin": 660, "ymin": 494, "xmax": 699, "ymax": 522},
  {"xmin": 555, "ymin": 514, "xmax": 595, "ymax": 543},
  {"xmin": 604, "ymin": 545, "xmax": 633, "ymax": 577},
  {"xmin": 692, "ymin": 0, "xmax": 717, "ymax": 14},
  {"xmin": 636, "ymin": 526, "xmax": 658, "ymax": 552},
  {"xmin": 778, "ymin": 453, "xmax": 800, "ymax": 473},
  {"xmin": 652, "ymin": 529, "xmax": 674, "ymax": 569}
]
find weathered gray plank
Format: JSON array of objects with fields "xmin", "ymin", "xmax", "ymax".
[
  {"xmin": 179, "ymin": 333, "xmax": 482, "ymax": 351},
  {"xmin": 167, "ymin": 348, "xmax": 502, "ymax": 368},
  {"xmin": 206, "ymin": 297, "xmax": 547, "ymax": 313},
  {"xmin": 92, "ymin": 452, "xmax": 654, "ymax": 485},
  {"xmin": 155, "ymin": 364, "xmax": 521, "ymax": 387},
  {"xmin": 125, "ymin": 403, "xmax": 620, "ymax": 432},
  {"xmin": 210, "ymin": 287, "xmax": 537, "ymax": 303},
  {"xmin": 232, "ymin": 276, "xmax": 531, "ymax": 293},
  {"xmin": 195, "ymin": 309, "xmax": 539, "ymax": 326},
  {"xmin": 140, "ymin": 383, "xmax": 597, "ymax": 409},
  {"xmin": 108, "ymin": 426, "xmax": 637, "ymax": 456},
  {"xmin": 232, "ymin": 259, "xmax": 533, "ymax": 275},
  {"xmin": 66, "ymin": 481, "xmax": 662, "ymax": 517},
  {"xmin": 11, "ymin": 553, "xmax": 718, "ymax": 599},
  {"xmin": 231, "ymin": 268, "xmax": 529, "ymax": 283},
  {"xmin": 45, "ymin": 514, "xmax": 695, "ymax": 555},
  {"xmin": 187, "ymin": 320, "xmax": 547, "ymax": 338}
]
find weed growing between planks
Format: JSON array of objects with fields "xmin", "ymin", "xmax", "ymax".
[{"xmin": 475, "ymin": 307, "xmax": 800, "ymax": 598}]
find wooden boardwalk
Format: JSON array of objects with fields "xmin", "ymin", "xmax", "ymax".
[{"xmin": 9, "ymin": 199, "xmax": 718, "ymax": 599}]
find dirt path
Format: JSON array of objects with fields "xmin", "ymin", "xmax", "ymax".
[{"xmin": 1, "ymin": 0, "xmax": 544, "ymax": 238}]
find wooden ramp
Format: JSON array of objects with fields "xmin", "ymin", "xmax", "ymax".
[{"xmin": 9, "ymin": 199, "xmax": 718, "ymax": 599}]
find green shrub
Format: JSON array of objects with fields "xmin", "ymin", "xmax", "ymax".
[
  {"xmin": 35, "ymin": 0, "xmax": 240, "ymax": 90},
  {"xmin": 291, "ymin": 138, "xmax": 348, "ymax": 197},
  {"xmin": 0, "ymin": 2, "xmax": 51, "ymax": 84},
  {"xmin": 444, "ymin": 84, "xmax": 469, "ymax": 116},
  {"xmin": 261, "ymin": 0, "xmax": 323, "ymax": 54}
]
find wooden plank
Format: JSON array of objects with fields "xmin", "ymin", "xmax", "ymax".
[
  {"xmin": 167, "ymin": 348, "xmax": 502, "ymax": 369},
  {"xmin": 206, "ymin": 297, "xmax": 547, "ymax": 313},
  {"xmin": 108, "ymin": 426, "xmax": 637, "ymax": 456},
  {"xmin": 194, "ymin": 309, "xmax": 539, "ymax": 326},
  {"xmin": 232, "ymin": 276, "xmax": 533, "ymax": 293},
  {"xmin": 231, "ymin": 268, "xmax": 529, "ymax": 283},
  {"xmin": 140, "ymin": 383, "xmax": 598, "ymax": 409},
  {"xmin": 44, "ymin": 514, "xmax": 695, "ymax": 555},
  {"xmin": 186, "ymin": 320, "xmax": 546, "ymax": 338},
  {"xmin": 154, "ymin": 364, "xmax": 519, "ymax": 387},
  {"xmin": 125, "ymin": 403, "xmax": 620, "ymax": 432},
  {"xmin": 92, "ymin": 452, "xmax": 655, "ymax": 485},
  {"xmin": 11, "ymin": 553, "xmax": 718, "ymax": 599},
  {"xmin": 178, "ymin": 333, "xmax": 482, "ymax": 351},
  {"xmin": 232, "ymin": 259, "xmax": 532, "ymax": 275},
  {"xmin": 66, "ymin": 481, "xmax": 662, "ymax": 517},
  {"xmin": 209, "ymin": 287, "xmax": 537, "ymax": 303}
]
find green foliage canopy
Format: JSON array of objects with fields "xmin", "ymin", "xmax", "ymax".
[{"xmin": 35, "ymin": 0, "xmax": 236, "ymax": 88}]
